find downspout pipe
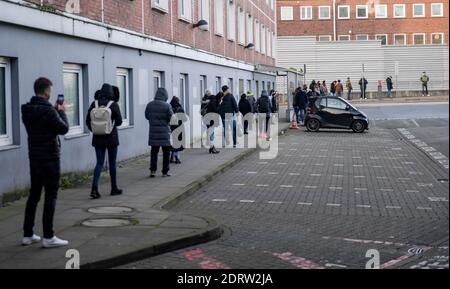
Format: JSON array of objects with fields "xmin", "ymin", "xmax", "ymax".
[{"xmin": 333, "ymin": 0, "xmax": 337, "ymax": 41}]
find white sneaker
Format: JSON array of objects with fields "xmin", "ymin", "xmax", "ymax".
[
  {"xmin": 22, "ymin": 234, "xmax": 41, "ymax": 246},
  {"xmin": 42, "ymin": 236, "xmax": 69, "ymax": 248}
]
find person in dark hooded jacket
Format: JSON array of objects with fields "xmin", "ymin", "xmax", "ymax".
[
  {"xmin": 257, "ymin": 90, "xmax": 272, "ymax": 139},
  {"xmin": 86, "ymin": 83, "xmax": 123, "ymax": 199},
  {"xmin": 145, "ymin": 88, "xmax": 174, "ymax": 178},
  {"xmin": 218, "ymin": 86, "xmax": 238, "ymax": 147},
  {"xmin": 21, "ymin": 77, "xmax": 69, "ymax": 248},
  {"xmin": 170, "ymin": 96, "xmax": 185, "ymax": 164},
  {"xmin": 238, "ymin": 94, "xmax": 252, "ymax": 134}
]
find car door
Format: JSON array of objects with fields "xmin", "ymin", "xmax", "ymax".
[{"xmin": 322, "ymin": 98, "xmax": 353, "ymax": 128}]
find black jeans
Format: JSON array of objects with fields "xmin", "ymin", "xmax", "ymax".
[
  {"xmin": 422, "ymin": 83, "xmax": 429, "ymax": 95},
  {"xmin": 150, "ymin": 146, "xmax": 171, "ymax": 174},
  {"xmin": 23, "ymin": 159, "xmax": 60, "ymax": 239}
]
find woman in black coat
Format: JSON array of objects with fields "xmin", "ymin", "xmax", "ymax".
[
  {"xmin": 170, "ymin": 96, "xmax": 185, "ymax": 164},
  {"xmin": 238, "ymin": 94, "xmax": 252, "ymax": 134},
  {"xmin": 86, "ymin": 84, "xmax": 123, "ymax": 199}
]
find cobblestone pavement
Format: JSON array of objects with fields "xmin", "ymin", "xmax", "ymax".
[{"xmin": 121, "ymin": 126, "xmax": 449, "ymax": 269}]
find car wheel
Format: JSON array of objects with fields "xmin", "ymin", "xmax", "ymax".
[
  {"xmin": 306, "ymin": 119, "xmax": 320, "ymax": 132},
  {"xmin": 352, "ymin": 120, "xmax": 366, "ymax": 133}
]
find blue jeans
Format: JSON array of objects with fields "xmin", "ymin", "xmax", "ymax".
[
  {"xmin": 348, "ymin": 90, "xmax": 352, "ymax": 100},
  {"xmin": 387, "ymin": 89, "xmax": 392, "ymax": 98},
  {"xmin": 171, "ymin": 151, "xmax": 179, "ymax": 159},
  {"xmin": 92, "ymin": 146, "xmax": 118, "ymax": 189},
  {"xmin": 222, "ymin": 117, "xmax": 237, "ymax": 146}
]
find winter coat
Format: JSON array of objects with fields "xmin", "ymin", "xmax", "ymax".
[
  {"xmin": 335, "ymin": 83, "xmax": 343, "ymax": 94},
  {"xmin": 86, "ymin": 84, "xmax": 123, "ymax": 148},
  {"xmin": 346, "ymin": 80, "xmax": 353, "ymax": 90},
  {"xmin": 145, "ymin": 88, "xmax": 174, "ymax": 147},
  {"xmin": 246, "ymin": 93, "xmax": 257, "ymax": 113},
  {"xmin": 21, "ymin": 96, "xmax": 69, "ymax": 160},
  {"xmin": 386, "ymin": 78, "xmax": 394, "ymax": 90},
  {"xmin": 238, "ymin": 96, "xmax": 252, "ymax": 116},
  {"xmin": 218, "ymin": 92, "xmax": 238, "ymax": 118},
  {"xmin": 294, "ymin": 90, "xmax": 308, "ymax": 109},
  {"xmin": 257, "ymin": 91, "xmax": 272, "ymax": 116},
  {"xmin": 170, "ymin": 98, "xmax": 185, "ymax": 152},
  {"xmin": 330, "ymin": 82, "xmax": 336, "ymax": 93},
  {"xmin": 271, "ymin": 93, "xmax": 278, "ymax": 113},
  {"xmin": 201, "ymin": 93, "xmax": 219, "ymax": 114},
  {"xmin": 359, "ymin": 78, "xmax": 368, "ymax": 88}
]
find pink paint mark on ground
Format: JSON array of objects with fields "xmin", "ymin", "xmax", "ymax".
[
  {"xmin": 381, "ymin": 247, "xmax": 432, "ymax": 269},
  {"xmin": 182, "ymin": 248, "xmax": 230, "ymax": 269},
  {"xmin": 271, "ymin": 252, "xmax": 325, "ymax": 269}
]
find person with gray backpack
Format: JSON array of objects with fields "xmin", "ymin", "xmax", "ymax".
[{"xmin": 86, "ymin": 84, "xmax": 123, "ymax": 199}]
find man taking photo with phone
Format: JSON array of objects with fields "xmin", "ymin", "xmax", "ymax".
[{"xmin": 21, "ymin": 77, "xmax": 70, "ymax": 248}]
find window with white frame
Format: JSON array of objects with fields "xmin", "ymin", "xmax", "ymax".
[
  {"xmin": 431, "ymin": 3, "xmax": 444, "ymax": 17},
  {"xmin": 116, "ymin": 68, "xmax": 131, "ymax": 126},
  {"xmin": 200, "ymin": 75, "xmax": 207, "ymax": 96},
  {"xmin": 215, "ymin": 77, "xmax": 222, "ymax": 94},
  {"xmin": 356, "ymin": 5, "xmax": 368, "ymax": 19},
  {"xmin": 413, "ymin": 33, "xmax": 426, "ymax": 44},
  {"xmin": 238, "ymin": 7, "xmax": 245, "ymax": 45},
  {"xmin": 393, "ymin": 4, "xmax": 406, "ymax": 18},
  {"xmin": 338, "ymin": 5, "xmax": 350, "ymax": 19},
  {"xmin": 63, "ymin": 63, "xmax": 84, "ymax": 135},
  {"xmin": 255, "ymin": 20, "xmax": 260, "ymax": 52},
  {"xmin": 178, "ymin": 0, "xmax": 192, "ymax": 22},
  {"xmin": 375, "ymin": 5, "xmax": 387, "ymax": 18},
  {"xmin": 300, "ymin": 6, "xmax": 312, "ymax": 20},
  {"xmin": 153, "ymin": 71, "xmax": 164, "ymax": 96},
  {"xmin": 267, "ymin": 29, "xmax": 272, "ymax": 57},
  {"xmin": 179, "ymin": 74, "xmax": 188, "ymax": 111},
  {"xmin": 247, "ymin": 14, "xmax": 254, "ymax": 45},
  {"xmin": 280, "ymin": 6, "xmax": 293, "ymax": 21},
  {"xmin": 319, "ymin": 6, "xmax": 331, "ymax": 19},
  {"xmin": 318, "ymin": 35, "xmax": 332, "ymax": 42},
  {"xmin": 261, "ymin": 26, "xmax": 266, "ymax": 54},
  {"xmin": 394, "ymin": 34, "xmax": 406, "ymax": 45},
  {"xmin": 214, "ymin": 0, "xmax": 224, "ymax": 36},
  {"xmin": 198, "ymin": 0, "xmax": 209, "ymax": 23},
  {"xmin": 227, "ymin": 0, "xmax": 236, "ymax": 41},
  {"xmin": 413, "ymin": 4, "xmax": 425, "ymax": 17},
  {"xmin": 356, "ymin": 34, "xmax": 369, "ymax": 40},
  {"xmin": 376, "ymin": 34, "xmax": 388, "ymax": 45},
  {"xmin": 338, "ymin": 35, "xmax": 351, "ymax": 41},
  {"xmin": 152, "ymin": 0, "xmax": 169, "ymax": 13},
  {"xmin": 0, "ymin": 57, "xmax": 12, "ymax": 146},
  {"xmin": 431, "ymin": 33, "xmax": 444, "ymax": 44}
]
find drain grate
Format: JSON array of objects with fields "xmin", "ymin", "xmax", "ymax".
[
  {"xmin": 408, "ymin": 247, "xmax": 424, "ymax": 255},
  {"xmin": 81, "ymin": 218, "xmax": 133, "ymax": 228},
  {"xmin": 88, "ymin": 206, "xmax": 133, "ymax": 214}
]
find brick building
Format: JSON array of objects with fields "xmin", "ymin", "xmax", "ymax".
[
  {"xmin": 277, "ymin": 0, "xmax": 449, "ymax": 45},
  {"xmin": 0, "ymin": 0, "xmax": 279, "ymax": 197}
]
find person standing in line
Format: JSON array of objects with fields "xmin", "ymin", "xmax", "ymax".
[
  {"xmin": 335, "ymin": 80, "xmax": 343, "ymax": 97},
  {"xmin": 238, "ymin": 93, "xmax": 252, "ymax": 135},
  {"xmin": 386, "ymin": 76, "xmax": 394, "ymax": 98},
  {"xmin": 257, "ymin": 90, "xmax": 272, "ymax": 140},
  {"xmin": 309, "ymin": 80, "xmax": 316, "ymax": 92},
  {"xmin": 170, "ymin": 96, "xmax": 185, "ymax": 164},
  {"xmin": 322, "ymin": 81, "xmax": 328, "ymax": 96},
  {"xmin": 270, "ymin": 90, "xmax": 278, "ymax": 113},
  {"xmin": 246, "ymin": 91, "xmax": 257, "ymax": 114},
  {"xmin": 21, "ymin": 77, "xmax": 69, "ymax": 248},
  {"xmin": 346, "ymin": 77, "xmax": 353, "ymax": 100},
  {"xmin": 359, "ymin": 77, "xmax": 368, "ymax": 99},
  {"xmin": 201, "ymin": 90, "xmax": 220, "ymax": 154},
  {"xmin": 330, "ymin": 81, "xmax": 337, "ymax": 96},
  {"xmin": 86, "ymin": 84, "xmax": 123, "ymax": 199},
  {"xmin": 218, "ymin": 85, "xmax": 238, "ymax": 147},
  {"xmin": 420, "ymin": 72, "xmax": 430, "ymax": 96},
  {"xmin": 294, "ymin": 87, "xmax": 308, "ymax": 125},
  {"xmin": 145, "ymin": 88, "xmax": 174, "ymax": 178}
]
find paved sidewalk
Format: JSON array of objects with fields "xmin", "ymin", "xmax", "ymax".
[
  {"xmin": 0, "ymin": 123, "xmax": 290, "ymax": 269},
  {"xmin": 350, "ymin": 95, "xmax": 448, "ymax": 105}
]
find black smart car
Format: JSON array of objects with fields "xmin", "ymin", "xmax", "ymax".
[{"xmin": 304, "ymin": 96, "xmax": 369, "ymax": 133}]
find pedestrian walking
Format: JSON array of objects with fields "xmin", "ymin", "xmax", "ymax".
[
  {"xmin": 270, "ymin": 90, "xmax": 278, "ymax": 113},
  {"xmin": 257, "ymin": 90, "xmax": 272, "ymax": 140},
  {"xmin": 335, "ymin": 80, "xmax": 343, "ymax": 97},
  {"xmin": 145, "ymin": 88, "xmax": 174, "ymax": 178},
  {"xmin": 359, "ymin": 77, "xmax": 368, "ymax": 99},
  {"xmin": 330, "ymin": 81, "xmax": 337, "ymax": 96},
  {"xmin": 346, "ymin": 77, "xmax": 353, "ymax": 100},
  {"xmin": 86, "ymin": 83, "xmax": 123, "ymax": 199},
  {"xmin": 218, "ymin": 85, "xmax": 238, "ymax": 147},
  {"xmin": 239, "ymin": 93, "xmax": 252, "ymax": 134},
  {"xmin": 294, "ymin": 86, "xmax": 308, "ymax": 124},
  {"xmin": 21, "ymin": 77, "xmax": 69, "ymax": 248},
  {"xmin": 201, "ymin": 90, "xmax": 220, "ymax": 154},
  {"xmin": 386, "ymin": 76, "xmax": 394, "ymax": 98},
  {"xmin": 170, "ymin": 96, "xmax": 185, "ymax": 164},
  {"xmin": 246, "ymin": 91, "xmax": 257, "ymax": 114},
  {"xmin": 420, "ymin": 72, "xmax": 430, "ymax": 96}
]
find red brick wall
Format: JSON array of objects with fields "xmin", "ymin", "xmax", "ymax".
[
  {"xmin": 23, "ymin": 0, "xmax": 276, "ymax": 66},
  {"xmin": 277, "ymin": 0, "xmax": 449, "ymax": 45}
]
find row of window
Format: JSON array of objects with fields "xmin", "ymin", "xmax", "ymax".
[
  {"xmin": 0, "ymin": 58, "xmax": 275, "ymax": 146},
  {"xmin": 280, "ymin": 3, "xmax": 445, "ymax": 21},
  {"xmin": 317, "ymin": 33, "xmax": 445, "ymax": 45},
  {"xmin": 152, "ymin": 0, "xmax": 276, "ymax": 57}
]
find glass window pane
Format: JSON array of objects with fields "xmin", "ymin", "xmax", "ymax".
[
  {"xmin": 357, "ymin": 7, "xmax": 367, "ymax": 17},
  {"xmin": 394, "ymin": 5, "xmax": 404, "ymax": 17},
  {"xmin": 377, "ymin": 35, "xmax": 387, "ymax": 45},
  {"xmin": 432, "ymin": 34, "xmax": 443, "ymax": 44},
  {"xmin": 0, "ymin": 67, "xmax": 5, "ymax": 135},
  {"xmin": 394, "ymin": 35, "xmax": 405, "ymax": 45},
  {"xmin": 432, "ymin": 4, "xmax": 442, "ymax": 16},
  {"xmin": 116, "ymin": 75, "xmax": 127, "ymax": 119},
  {"xmin": 339, "ymin": 7, "xmax": 348, "ymax": 18},
  {"xmin": 414, "ymin": 35, "xmax": 424, "ymax": 44},
  {"xmin": 327, "ymin": 98, "xmax": 347, "ymax": 110},
  {"xmin": 320, "ymin": 7, "xmax": 329, "ymax": 18},
  {"xmin": 63, "ymin": 72, "xmax": 80, "ymax": 127},
  {"xmin": 414, "ymin": 5, "xmax": 423, "ymax": 16}
]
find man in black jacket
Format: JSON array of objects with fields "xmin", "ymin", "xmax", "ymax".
[
  {"xmin": 294, "ymin": 87, "xmax": 308, "ymax": 124},
  {"xmin": 21, "ymin": 77, "xmax": 69, "ymax": 248},
  {"xmin": 219, "ymin": 86, "xmax": 238, "ymax": 147},
  {"xmin": 201, "ymin": 90, "xmax": 221, "ymax": 154}
]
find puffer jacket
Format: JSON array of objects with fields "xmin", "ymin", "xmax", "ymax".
[
  {"xmin": 86, "ymin": 84, "xmax": 123, "ymax": 148},
  {"xmin": 257, "ymin": 90, "xmax": 272, "ymax": 116},
  {"xmin": 21, "ymin": 96, "xmax": 69, "ymax": 160},
  {"xmin": 145, "ymin": 88, "xmax": 174, "ymax": 147},
  {"xmin": 218, "ymin": 92, "xmax": 238, "ymax": 118}
]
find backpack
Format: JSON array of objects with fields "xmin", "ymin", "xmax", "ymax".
[{"xmin": 90, "ymin": 100, "xmax": 115, "ymax": 135}]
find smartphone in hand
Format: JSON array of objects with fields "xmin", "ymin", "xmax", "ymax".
[{"xmin": 57, "ymin": 94, "xmax": 64, "ymax": 105}]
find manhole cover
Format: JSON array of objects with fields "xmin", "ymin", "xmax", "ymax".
[
  {"xmin": 87, "ymin": 206, "xmax": 133, "ymax": 214},
  {"xmin": 408, "ymin": 247, "xmax": 424, "ymax": 255},
  {"xmin": 81, "ymin": 218, "xmax": 133, "ymax": 228}
]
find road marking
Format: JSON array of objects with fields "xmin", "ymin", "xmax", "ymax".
[
  {"xmin": 334, "ymin": 164, "xmax": 344, "ymax": 167},
  {"xmin": 380, "ymin": 189, "xmax": 394, "ymax": 192},
  {"xmin": 406, "ymin": 190, "xmax": 419, "ymax": 193},
  {"xmin": 314, "ymin": 164, "xmax": 324, "ymax": 166},
  {"xmin": 256, "ymin": 184, "xmax": 269, "ymax": 187},
  {"xmin": 409, "ymin": 171, "xmax": 423, "ymax": 175},
  {"xmin": 354, "ymin": 176, "xmax": 366, "ymax": 178},
  {"xmin": 289, "ymin": 173, "xmax": 301, "ymax": 176},
  {"xmin": 326, "ymin": 203, "xmax": 341, "ymax": 207},
  {"xmin": 417, "ymin": 183, "xmax": 433, "ymax": 187},
  {"xmin": 268, "ymin": 172, "xmax": 279, "ymax": 175},
  {"xmin": 278, "ymin": 162, "xmax": 287, "ymax": 165},
  {"xmin": 247, "ymin": 172, "xmax": 258, "ymax": 174},
  {"xmin": 310, "ymin": 174, "xmax": 322, "ymax": 177},
  {"xmin": 325, "ymin": 263, "xmax": 347, "ymax": 268},
  {"xmin": 403, "ymin": 162, "xmax": 415, "ymax": 165},
  {"xmin": 212, "ymin": 199, "xmax": 227, "ymax": 202},
  {"xmin": 280, "ymin": 185, "xmax": 294, "ymax": 188},
  {"xmin": 304, "ymin": 186, "xmax": 318, "ymax": 189},
  {"xmin": 296, "ymin": 163, "xmax": 306, "ymax": 166},
  {"xmin": 428, "ymin": 197, "xmax": 449, "ymax": 202},
  {"xmin": 411, "ymin": 119, "xmax": 420, "ymax": 127},
  {"xmin": 317, "ymin": 155, "xmax": 328, "ymax": 158},
  {"xmin": 233, "ymin": 183, "xmax": 245, "ymax": 186},
  {"xmin": 370, "ymin": 157, "xmax": 380, "ymax": 160},
  {"xmin": 332, "ymin": 175, "xmax": 344, "ymax": 178},
  {"xmin": 353, "ymin": 165, "xmax": 364, "ymax": 167},
  {"xmin": 417, "ymin": 207, "xmax": 432, "ymax": 210},
  {"xmin": 386, "ymin": 206, "xmax": 401, "ymax": 209},
  {"xmin": 329, "ymin": 187, "xmax": 343, "ymax": 190},
  {"xmin": 300, "ymin": 155, "xmax": 310, "ymax": 158},
  {"xmin": 398, "ymin": 178, "xmax": 411, "ymax": 181},
  {"xmin": 239, "ymin": 200, "xmax": 255, "ymax": 203},
  {"xmin": 289, "ymin": 149, "xmax": 297, "ymax": 151},
  {"xmin": 298, "ymin": 202, "xmax": 313, "ymax": 206},
  {"xmin": 377, "ymin": 176, "xmax": 389, "ymax": 179},
  {"xmin": 257, "ymin": 162, "xmax": 268, "ymax": 165},
  {"xmin": 352, "ymin": 157, "xmax": 362, "ymax": 159},
  {"xmin": 335, "ymin": 156, "xmax": 344, "ymax": 158},
  {"xmin": 357, "ymin": 205, "xmax": 372, "ymax": 208},
  {"xmin": 354, "ymin": 188, "xmax": 368, "ymax": 191},
  {"xmin": 268, "ymin": 201, "xmax": 283, "ymax": 204},
  {"xmin": 372, "ymin": 166, "xmax": 384, "ymax": 168}
]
